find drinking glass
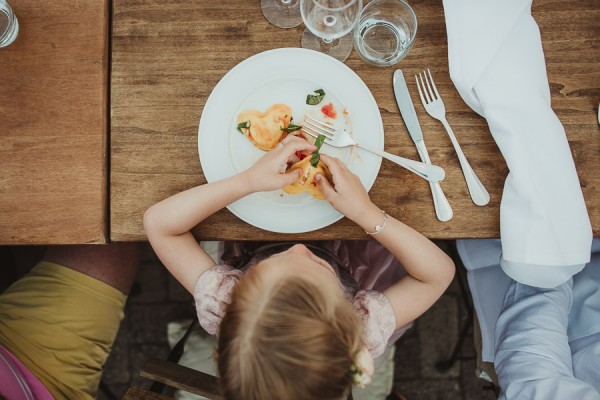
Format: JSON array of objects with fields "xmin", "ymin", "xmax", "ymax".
[
  {"xmin": 353, "ymin": 0, "xmax": 417, "ymax": 66},
  {"xmin": 0, "ymin": 0, "xmax": 19, "ymax": 48},
  {"xmin": 261, "ymin": 0, "xmax": 303, "ymax": 29},
  {"xmin": 300, "ymin": 0, "xmax": 362, "ymax": 62}
]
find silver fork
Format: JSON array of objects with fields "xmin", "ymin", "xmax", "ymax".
[
  {"xmin": 301, "ymin": 116, "xmax": 445, "ymax": 183},
  {"xmin": 415, "ymin": 69, "xmax": 490, "ymax": 206}
]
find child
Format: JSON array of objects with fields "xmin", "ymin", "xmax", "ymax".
[{"xmin": 144, "ymin": 136, "xmax": 455, "ymax": 400}]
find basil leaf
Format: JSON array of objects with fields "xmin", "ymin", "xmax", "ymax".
[
  {"xmin": 237, "ymin": 121, "xmax": 250, "ymax": 134},
  {"xmin": 310, "ymin": 134, "xmax": 326, "ymax": 168},
  {"xmin": 281, "ymin": 123, "xmax": 302, "ymax": 133},
  {"xmin": 306, "ymin": 89, "xmax": 326, "ymax": 105},
  {"xmin": 314, "ymin": 133, "xmax": 326, "ymax": 151}
]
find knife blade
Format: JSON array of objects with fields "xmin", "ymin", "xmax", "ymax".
[
  {"xmin": 392, "ymin": 68, "xmax": 453, "ymax": 222},
  {"xmin": 393, "ymin": 69, "xmax": 423, "ymax": 143}
]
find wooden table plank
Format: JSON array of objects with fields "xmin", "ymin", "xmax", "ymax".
[
  {"xmin": 0, "ymin": 0, "xmax": 108, "ymax": 244},
  {"xmin": 111, "ymin": 0, "xmax": 599, "ymax": 241}
]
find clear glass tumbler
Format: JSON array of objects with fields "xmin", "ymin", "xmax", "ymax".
[
  {"xmin": 0, "ymin": 0, "xmax": 19, "ymax": 48},
  {"xmin": 353, "ymin": 0, "xmax": 417, "ymax": 66}
]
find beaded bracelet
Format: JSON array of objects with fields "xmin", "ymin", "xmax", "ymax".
[{"xmin": 364, "ymin": 210, "xmax": 388, "ymax": 235}]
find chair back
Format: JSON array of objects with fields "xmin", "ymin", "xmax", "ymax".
[{"xmin": 123, "ymin": 359, "xmax": 223, "ymax": 400}]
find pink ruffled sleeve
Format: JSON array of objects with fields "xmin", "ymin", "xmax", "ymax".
[
  {"xmin": 193, "ymin": 265, "xmax": 242, "ymax": 335},
  {"xmin": 352, "ymin": 290, "xmax": 397, "ymax": 359}
]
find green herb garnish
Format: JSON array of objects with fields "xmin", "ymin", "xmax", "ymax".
[
  {"xmin": 306, "ymin": 89, "xmax": 326, "ymax": 105},
  {"xmin": 281, "ymin": 122, "xmax": 302, "ymax": 133},
  {"xmin": 310, "ymin": 134, "xmax": 326, "ymax": 167},
  {"xmin": 237, "ymin": 121, "xmax": 250, "ymax": 134}
]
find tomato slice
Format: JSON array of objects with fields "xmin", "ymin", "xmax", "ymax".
[{"xmin": 321, "ymin": 102, "xmax": 337, "ymax": 119}]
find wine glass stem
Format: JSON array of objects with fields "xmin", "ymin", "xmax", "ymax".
[{"xmin": 320, "ymin": 38, "xmax": 337, "ymax": 52}]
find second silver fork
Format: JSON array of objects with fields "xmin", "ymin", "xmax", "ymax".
[{"xmin": 416, "ymin": 69, "xmax": 490, "ymax": 206}]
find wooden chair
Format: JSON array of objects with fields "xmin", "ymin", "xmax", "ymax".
[
  {"xmin": 123, "ymin": 358, "xmax": 223, "ymax": 400},
  {"xmin": 123, "ymin": 319, "xmax": 223, "ymax": 399}
]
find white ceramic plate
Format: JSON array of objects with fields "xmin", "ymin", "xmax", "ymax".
[{"xmin": 198, "ymin": 48, "xmax": 383, "ymax": 233}]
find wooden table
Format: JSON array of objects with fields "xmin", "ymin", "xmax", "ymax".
[
  {"xmin": 0, "ymin": 0, "xmax": 108, "ymax": 244},
  {"xmin": 111, "ymin": 0, "xmax": 600, "ymax": 241}
]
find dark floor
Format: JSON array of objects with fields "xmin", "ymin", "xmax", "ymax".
[{"xmin": 1, "ymin": 242, "xmax": 498, "ymax": 400}]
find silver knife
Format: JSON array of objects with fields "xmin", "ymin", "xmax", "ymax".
[{"xmin": 393, "ymin": 69, "xmax": 453, "ymax": 222}]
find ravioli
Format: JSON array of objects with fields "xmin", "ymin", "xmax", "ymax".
[
  {"xmin": 283, "ymin": 155, "xmax": 332, "ymax": 200},
  {"xmin": 236, "ymin": 104, "xmax": 292, "ymax": 151}
]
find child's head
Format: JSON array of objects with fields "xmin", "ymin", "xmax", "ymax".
[{"xmin": 217, "ymin": 244, "xmax": 362, "ymax": 400}]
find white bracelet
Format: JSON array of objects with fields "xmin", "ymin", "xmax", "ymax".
[{"xmin": 364, "ymin": 210, "xmax": 388, "ymax": 235}]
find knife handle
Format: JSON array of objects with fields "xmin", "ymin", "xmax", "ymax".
[
  {"xmin": 429, "ymin": 181, "xmax": 453, "ymax": 222},
  {"xmin": 415, "ymin": 141, "xmax": 453, "ymax": 222}
]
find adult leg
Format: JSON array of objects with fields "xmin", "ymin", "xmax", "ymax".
[
  {"xmin": 43, "ymin": 242, "xmax": 141, "ymax": 294},
  {"xmin": 0, "ymin": 243, "xmax": 141, "ymax": 399},
  {"xmin": 571, "ymin": 333, "xmax": 600, "ymax": 394},
  {"xmin": 494, "ymin": 279, "xmax": 600, "ymax": 400},
  {"xmin": 569, "ymin": 254, "xmax": 600, "ymax": 393}
]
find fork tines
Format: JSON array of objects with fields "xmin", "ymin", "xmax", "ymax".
[
  {"xmin": 301, "ymin": 117, "xmax": 335, "ymax": 140},
  {"xmin": 415, "ymin": 69, "xmax": 440, "ymax": 105}
]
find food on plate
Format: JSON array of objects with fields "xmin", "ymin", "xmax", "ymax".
[
  {"xmin": 283, "ymin": 157, "xmax": 332, "ymax": 200},
  {"xmin": 305, "ymin": 89, "xmax": 337, "ymax": 119},
  {"xmin": 236, "ymin": 104, "xmax": 297, "ymax": 151},
  {"xmin": 283, "ymin": 134, "xmax": 332, "ymax": 200},
  {"xmin": 321, "ymin": 102, "xmax": 337, "ymax": 119}
]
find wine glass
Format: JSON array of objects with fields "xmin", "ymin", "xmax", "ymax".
[
  {"xmin": 261, "ymin": 0, "xmax": 303, "ymax": 29},
  {"xmin": 300, "ymin": 0, "xmax": 362, "ymax": 62}
]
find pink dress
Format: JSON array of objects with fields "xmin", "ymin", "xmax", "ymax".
[
  {"xmin": 192, "ymin": 241, "xmax": 412, "ymax": 359},
  {"xmin": 0, "ymin": 345, "xmax": 54, "ymax": 400}
]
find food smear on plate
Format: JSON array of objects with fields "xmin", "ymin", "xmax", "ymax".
[
  {"xmin": 283, "ymin": 134, "xmax": 332, "ymax": 200},
  {"xmin": 236, "ymin": 104, "xmax": 294, "ymax": 151},
  {"xmin": 321, "ymin": 102, "xmax": 337, "ymax": 119}
]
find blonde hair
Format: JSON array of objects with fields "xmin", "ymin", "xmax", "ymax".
[{"xmin": 217, "ymin": 265, "xmax": 362, "ymax": 400}]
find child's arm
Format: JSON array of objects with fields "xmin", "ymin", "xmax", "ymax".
[
  {"xmin": 317, "ymin": 155, "xmax": 456, "ymax": 329},
  {"xmin": 144, "ymin": 138, "xmax": 316, "ymax": 293}
]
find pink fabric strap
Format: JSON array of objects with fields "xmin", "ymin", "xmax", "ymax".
[{"xmin": 0, "ymin": 345, "xmax": 54, "ymax": 400}]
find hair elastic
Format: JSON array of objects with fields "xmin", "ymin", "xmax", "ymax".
[{"xmin": 350, "ymin": 347, "xmax": 375, "ymax": 388}]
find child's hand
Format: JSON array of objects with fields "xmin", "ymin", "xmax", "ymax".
[
  {"xmin": 316, "ymin": 154, "xmax": 375, "ymax": 222},
  {"xmin": 243, "ymin": 137, "xmax": 316, "ymax": 192}
]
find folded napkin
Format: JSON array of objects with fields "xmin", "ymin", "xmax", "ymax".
[{"xmin": 443, "ymin": 0, "xmax": 593, "ymax": 287}]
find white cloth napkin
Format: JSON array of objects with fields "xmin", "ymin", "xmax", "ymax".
[{"xmin": 442, "ymin": 0, "xmax": 593, "ymax": 287}]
